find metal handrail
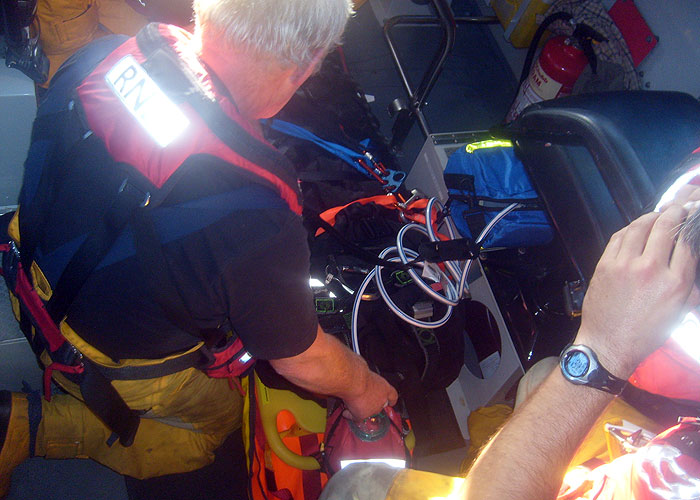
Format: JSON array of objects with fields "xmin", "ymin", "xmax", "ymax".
[{"xmin": 383, "ymin": 0, "xmax": 497, "ymax": 148}]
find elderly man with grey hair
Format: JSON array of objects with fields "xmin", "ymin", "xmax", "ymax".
[{"xmin": 0, "ymin": 0, "xmax": 396, "ymax": 494}]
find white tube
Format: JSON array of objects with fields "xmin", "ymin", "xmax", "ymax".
[{"xmin": 349, "ymin": 198, "xmax": 522, "ymax": 357}]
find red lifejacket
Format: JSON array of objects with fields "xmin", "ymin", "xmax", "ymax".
[
  {"xmin": 558, "ymin": 418, "xmax": 700, "ymax": 500},
  {"xmin": 631, "ymin": 316, "xmax": 700, "ymax": 402},
  {"xmin": 76, "ymin": 22, "xmax": 302, "ymax": 214}
]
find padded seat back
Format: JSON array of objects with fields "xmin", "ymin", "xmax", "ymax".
[{"xmin": 507, "ymin": 91, "xmax": 700, "ymax": 280}]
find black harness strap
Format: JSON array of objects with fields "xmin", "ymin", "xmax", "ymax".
[
  {"xmin": 18, "ymin": 109, "xmax": 84, "ymax": 272},
  {"xmin": 91, "ymin": 349, "xmax": 210, "ymax": 381},
  {"xmin": 130, "ymin": 207, "xmax": 218, "ymax": 340},
  {"xmin": 46, "ymin": 169, "xmax": 151, "ymax": 324},
  {"xmin": 13, "ymin": 118, "xmax": 149, "ymax": 446},
  {"xmin": 79, "ymin": 361, "xmax": 141, "ymax": 447},
  {"xmin": 18, "ymin": 33, "xmax": 129, "ymax": 272},
  {"xmin": 621, "ymin": 383, "xmax": 700, "ymax": 429},
  {"xmin": 463, "ymin": 210, "xmax": 487, "ymax": 243}
]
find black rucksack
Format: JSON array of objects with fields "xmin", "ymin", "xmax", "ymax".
[
  {"xmin": 265, "ymin": 50, "xmax": 404, "ymax": 213},
  {"xmin": 308, "ymin": 198, "xmax": 465, "ymax": 398}
]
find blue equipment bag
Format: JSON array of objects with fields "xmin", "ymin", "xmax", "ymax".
[{"xmin": 443, "ymin": 140, "xmax": 553, "ymax": 248}]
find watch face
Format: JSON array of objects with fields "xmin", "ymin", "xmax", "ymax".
[{"xmin": 565, "ymin": 350, "xmax": 590, "ymax": 378}]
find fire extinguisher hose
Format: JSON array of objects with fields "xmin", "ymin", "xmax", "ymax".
[{"xmin": 519, "ymin": 11, "xmax": 574, "ymax": 86}]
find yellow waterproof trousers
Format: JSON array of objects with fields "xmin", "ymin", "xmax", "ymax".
[
  {"xmin": 36, "ymin": 0, "xmax": 148, "ymax": 85},
  {"xmin": 6, "ymin": 214, "xmax": 242, "ymax": 479},
  {"xmin": 39, "ymin": 366, "xmax": 242, "ymax": 479},
  {"xmin": 28, "ymin": 321, "xmax": 243, "ymax": 479}
]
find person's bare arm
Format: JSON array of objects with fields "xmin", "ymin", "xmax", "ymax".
[
  {"xmin": 270, "ymin": 325, "xmax": 398, "ymax": 420},
  {"xmin": 463, "ymin": 204, "xmax": 699, "ymax": 500}
]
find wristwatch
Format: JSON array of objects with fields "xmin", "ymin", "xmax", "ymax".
[{"xmin": 559, "ymin": 344, "xmax": 627, "ymax": 396}]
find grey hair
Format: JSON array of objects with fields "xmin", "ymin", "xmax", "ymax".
[{"xmin": 193, "ymin": 0, "xmax": 354, "ymax": 68}]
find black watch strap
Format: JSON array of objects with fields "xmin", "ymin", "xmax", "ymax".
[{"xmin": 589, "ymin": 364, "xmax": 627, "ymax": 396}]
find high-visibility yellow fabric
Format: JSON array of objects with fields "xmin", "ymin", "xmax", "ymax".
[
  {"xmin": 39, "ymin": 365, "xmax": 242, "ymax": 478},
  {"xmin": 465, "ymin": 139, "xmax": 513, "ymax": 153},
  {"xmin": 31, "ymin": 319, "xmax": 240, "ymax": 478},
  {"xmin": 7, "ymin": 210, "xmax": 19, "ymax": 243},
  {"xmin": 385, "ymin": 469, "xmax": 466, "ymax": 500},
  {"xmin": 36, "ymin": 0, "xmax": 148, "ymax": 85},
  {"xmin": 460, "ymin": 403, "xmax": 513, "ymax": 475},
  {"xmin": 0, "ymin": 393, "xmax": 30, "ymax": 497},
  {"xmin": 569, "ymin": 398, "xmax": 662, "ymax": 467},
  {"xmin": 95, "ymin": 0, "xmax": 149, "ymax": 37},
  {"xmin": 60, "ymin": 320, "xmax": 206, "ymax": 371}
]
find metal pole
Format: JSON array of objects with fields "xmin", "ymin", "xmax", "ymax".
[{"xmin": 383, "ymin": 1, "xmax": 498, "ymax": 146}]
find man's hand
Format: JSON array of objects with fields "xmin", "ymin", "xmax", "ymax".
[
  {"xmin": 342, "ymin": 370, "xmax": 398, "ymax": 422},
  {"xmin": 576, "ymin": 204, "xmax": 699, "ymax": 378},
  {"xmin": 271, "ymin": 327, "xmax": 398, "ymax": 421}
]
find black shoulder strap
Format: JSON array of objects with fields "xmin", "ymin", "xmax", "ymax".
[
  {"xmin": 18, "ymin": 111, "xmax": 70, "ymax": 271},
  {"xmin": 46, "ymin": 167, "xmax": 151, "ymax": 323},
  {"xmin": 19, "ymin": 118, "xmax": 153, "ymax": 325},
  {"xmin": 19, "ymin": 34, "xmax": 130, "ymax": 272},
  {"xmin": 19, "ymin": 107, "xmax": 88, "ymax": 272},
  {"xmin": 130, "ymin": 207, "xmax": 210, "ymax": 339},
  {"xmin": 130, "ymin": 183, "xmax": 290, "ymax": 342}
]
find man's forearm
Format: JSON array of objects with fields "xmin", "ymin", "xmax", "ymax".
[
  {"xmin": 270, "ymin": 326, "xmax": 398, "ymax": 420},
  {"xmin": 270, "ymin": 326, "xmax": 370, "ymax": 400},
  {"xmin": 463, "ymin": 367, "xmax": 614, "ymax": 500},
  {"xmin": 461, "ymin": 203, "xmax": 700, "ymax": 499}
]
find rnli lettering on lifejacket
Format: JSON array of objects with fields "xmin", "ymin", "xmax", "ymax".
[{"xmin": 105, "ymin": 55, "xmax": 189, "ymax": 147}]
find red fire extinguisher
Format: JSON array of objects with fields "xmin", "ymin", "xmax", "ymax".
[
  {"xmin": 506, "ymin": 35, "xmax": 588, "ymax": 122},
  {"xmin": 505, "ymin": 13, "xmax": 607, "ymax": 123}
]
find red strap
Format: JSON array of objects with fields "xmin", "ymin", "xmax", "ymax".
[
  {"xmin": 228, "ymin": 376, "xmax": 245, "ymax": 397},
  {"xmin": 43, "ymin": 362, "xmax": 84, "ymax": 401},
  {"xmin": 1, "ymin": 247, "xmax": 67, "ymax": 353},
  {"xmin": 271, "ymin": 489, "xmax": 293, "ymax": 500}
]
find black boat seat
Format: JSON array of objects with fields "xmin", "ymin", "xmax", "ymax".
[{"xmin": 506, "ymin": 91, "xmax": 700, "ymax": 280}]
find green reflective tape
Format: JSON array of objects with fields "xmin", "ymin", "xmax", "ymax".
[
  {"xmin": 392, "ymin": 270, "xmax": 413, "ymax": 286},
  {"xmin": 416, "ymin": 327, "xmax": 437, "ymax": 346},
  {"xmin": 465, "ymin": 139, "xmax": 512, "ymax": 153},
  {"xmin": 315, "ymin": 297, "xmax": 336, "ymax": 314}
]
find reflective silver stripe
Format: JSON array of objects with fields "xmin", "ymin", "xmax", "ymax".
[{"xmin": 105, "ymin": 55, "xmax": 189, "ymax": 147}]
